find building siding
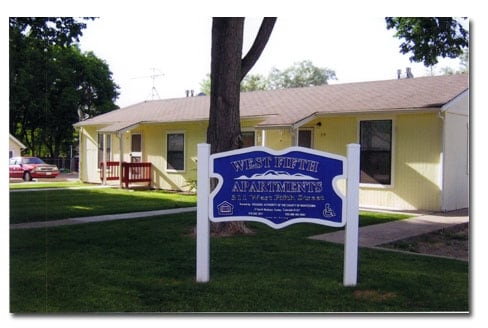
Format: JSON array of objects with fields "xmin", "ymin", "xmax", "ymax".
[
  {"xmin": 78, "ymin": 112, "xmax": 445, "ymax": 211},
  {"xmin": 79, "ymin": 126, "xmax": 100, "ymax": 183},
  {"xmin": 363, "ymin": 112, "xmax": 443, "ymax": 211},
  {"xmin": 297, "ymin": 112, "xmax": 443, "ymax": 211}
]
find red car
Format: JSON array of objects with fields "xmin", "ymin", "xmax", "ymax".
[{"xmin": 9, "ymin": 156, "xmax": 59, "ymax": 181}]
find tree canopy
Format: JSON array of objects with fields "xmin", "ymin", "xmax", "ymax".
[
  {"xmin": 9, "ymin": 17, "xmax": 119, "ymax": 157},
  {"xmin": 200, "ymin": 60, "xmax": 336, "ymax": 94},
  {"xmin": 267, "ymin": 60, "xmax": 336, "ymax": 89},
  {"xmin": 386, "ymin": 17, "xmax": 469, "ymax": 67}
]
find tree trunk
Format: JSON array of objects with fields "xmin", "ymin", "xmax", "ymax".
[
  {"xmin": 207, "ymin": 17, "xmax": 276, "ymax": 236},
  {"xmin": 207, "ymin": 17, "xmax": 244, "ymax": 154}
]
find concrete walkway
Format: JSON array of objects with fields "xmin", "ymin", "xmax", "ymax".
[
  {"xmin": 10, "ymin": 207, "xmax": 197, "ymax": 230},
  {"xmin": 310, "ymin": 208, "xmax": 469, "ymax": 247},
  {"xmin": 12, "ymin": 206, "xmax": 469, "ymax": 247}
]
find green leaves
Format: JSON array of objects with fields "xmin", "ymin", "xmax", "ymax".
[
  {"xmin": 268, "ymin": 60, "xmax": 337, "ymax": 89},
  {"xmin": 9, "ymin": 17, "xmax": 119, "ymax": 157},
  {"xmin": 386, "ymin": 17, "xmax": 469, "ymax": 67},
  {"xmin": 200, "ymin": 60, "xmax": 336, "ymax": 94}
]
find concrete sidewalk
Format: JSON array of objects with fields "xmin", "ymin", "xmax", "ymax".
[
  {"xmin": 309, "ymin": 208, "xmax": 469, "ymax": 247},
  {"xmin": 11, "ymin": 206, "xmax": 469, "ymax": 248},
  {"xmin": 10, "ymin": 207, "xmax": 197, "ymax": 230}
]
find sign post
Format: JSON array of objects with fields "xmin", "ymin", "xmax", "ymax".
[
  {"xmin": 196, "ymin": 143, "xmax": 360, "ymax": 286},
  {"xmin": 196, "ymin": 143, "xmax": 210, "ymax": 283},
  {"xmin": 344, "ymin": 144, "xmax": 360, "ymax": 286}
]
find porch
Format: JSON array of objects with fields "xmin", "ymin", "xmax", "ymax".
[{"xmin": 100, "ymin": 161, "xmax": 152, "ymax": 188}]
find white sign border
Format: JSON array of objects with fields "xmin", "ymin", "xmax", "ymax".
[{"xmin": 208, "ymin": 146, "xmax": 347, "ymax": 229}]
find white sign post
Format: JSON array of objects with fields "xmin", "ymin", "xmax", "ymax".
[
  {"xmin": 344, "ymin": 144, "xmax": 360, "ymax": 286},
  {"xmin": 196, "ymin": 143, "xmax": 360, "ymax": 286},
  {"xmin": 196, "ymin": 143, "xmax": 210, "ymax": 283}
]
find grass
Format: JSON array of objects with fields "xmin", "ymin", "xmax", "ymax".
[
  {"xmin": 10, "ymin": 212, "xmax": 468, "ymax": 313},
  {"xmin": 10, "ymin": 188, "xmax": 196, "ymax": 224},
  {"xmin": 9, "ymin": 186, "xmax": 405, "ymax": 225},
  {"xmin": 9, "ymin": 180, "xmax": 87, "ymax": 190},
  {"xmin": 9, "ymin": 185, "xmax": 467, "ymax": 312}
]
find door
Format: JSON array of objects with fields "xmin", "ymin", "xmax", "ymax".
[{"xmin": 130, "ymin": 134, "xmax": 142, "ymax": 163}]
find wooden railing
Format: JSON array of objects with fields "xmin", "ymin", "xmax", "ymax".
[{"xmin": 100, "ymin": 161, "xmax": 151, "ymax": 188}]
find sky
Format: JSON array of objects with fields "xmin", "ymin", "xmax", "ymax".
[{"xmin": 78, "ymin": 16, "xmax": 467, "ymax": 108}]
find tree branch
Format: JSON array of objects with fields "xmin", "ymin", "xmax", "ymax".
[{"xmin": 240, "ymin": 17, "xmax": 277, "ymax": 81}]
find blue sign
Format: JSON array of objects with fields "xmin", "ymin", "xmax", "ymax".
[{"xmin": 209, "ymin": 146, "xmax": 346, "ymax": 229}]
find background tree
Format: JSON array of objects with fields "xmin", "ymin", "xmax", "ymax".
[
  {"xmin": 206, "ymin": 17, "xmax": 276, "ymax": 235},
  {"xmin": 9, "ymin": 17, "xmax": 119, "ymax": 157},
  {"xmin": 240, "ymin": 73, "xmax": 269, "ymax": 92},
  {"xmin": 199, "ymin": 73, "xmax": 211, "ymax": 95},
  {"xmin": 199, "ymin": 60, "xmax": 335, "ymax": 94},
  {"xmin": 386, "ymin": 17, "xmax": 469, "ymax": 67},
  {"xmin": 268, "ymin": 60, "xmax": 336, "ymax": 89}
]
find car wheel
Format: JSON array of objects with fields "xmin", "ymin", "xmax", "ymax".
[{"xmin": 23, "ymin": 171, "xmax": 32, "ymax": 181}]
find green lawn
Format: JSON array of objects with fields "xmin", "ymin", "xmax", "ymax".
[
  {"xmin": 9, "ymin": 180, "xmax": 87, "ymax": 190},
  {"xmin": 10, "ymin": 212, "xmax": 469, "ymax": 313},
  {"xmin": 9, "ymin": 186, "xmax": 468, "ymax": 312},
  {"xmin": 10, "ymin": 188, "xmax": 197, "ymax": 224}
]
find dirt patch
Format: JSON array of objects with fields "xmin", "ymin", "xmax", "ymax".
[
  {"xmin": 380, "ymin": 223, "xmax": 469, "ymax": 261},
  {"xmin": 353, "ymin": 290, "xmax": 397, "ymax": 302}
]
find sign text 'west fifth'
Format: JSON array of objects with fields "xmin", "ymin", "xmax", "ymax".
[{"xmin": 209, "ymin": 147, "xmax": 347, "ymax": 229}]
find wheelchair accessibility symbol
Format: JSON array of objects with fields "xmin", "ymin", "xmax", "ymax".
[{"xmin": 322, "ymin": 203, "xmax": 336, "ymax": 218}]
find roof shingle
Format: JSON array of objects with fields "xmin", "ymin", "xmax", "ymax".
[{"xmin": 75, "ymin": 74, "xmax": 468, "ymax": 130}]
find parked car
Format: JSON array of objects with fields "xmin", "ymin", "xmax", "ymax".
[{"xmin": 9, "ymin": 156, "xmax": 59, "ymax": 181}]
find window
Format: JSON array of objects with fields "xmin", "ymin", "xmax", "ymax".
[
  {"xmin": 131, "ymin": 134, "xmax": 142, "ymax": 152},
  {"xmin": 359, "ymin": 120, "xmax": 392, "ymax": 185},
  {"xmin": 298, "ymin": 129, "xmax": 312, "ymax": 148},
  {"xmin": 98, "ymin": 133, "xmax": 111, "ymax": 168},
  {"xmin": 167, "ymin": 133, "xmax": 185, "ymax": 171},
  {"xmin": 241, "ymin": 131, "xmax": 255, "ymax": 148}
]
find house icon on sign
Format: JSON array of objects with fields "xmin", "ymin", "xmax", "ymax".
[{"xmin": 217, "ymin": 201, "xmax": 234, "ymax": 216}]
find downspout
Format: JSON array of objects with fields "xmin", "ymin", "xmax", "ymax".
[{"xmin": 438, "ymin": 107, "xmax": 447, "ymax": 212}]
